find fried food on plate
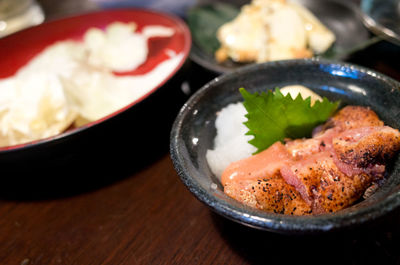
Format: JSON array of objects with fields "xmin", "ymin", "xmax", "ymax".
[{"xmin": 215, "ymin": 0, "xmax": 335, "ymax": 63}]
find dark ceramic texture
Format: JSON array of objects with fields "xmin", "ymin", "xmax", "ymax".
[
  {"xmin": 190, "ymin": 0, "xmax": 370, "ymax": 74},
  {"xmin": 170, "ymin": 59, "xmax": 400, "ymax": 234}
]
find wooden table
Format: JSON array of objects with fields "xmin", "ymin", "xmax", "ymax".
[{"xmin": 2, "ymin": 1, "xmax": 400, "ymax": 264}]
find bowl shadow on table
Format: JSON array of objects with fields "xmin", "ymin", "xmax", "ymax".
[
  {"xmin": 0, "ymin": 62, "xmax": 193, "ymax": 201},
  {"xmin": 210, "ymin": 207, "xmax": 400, "ymax": 264}
]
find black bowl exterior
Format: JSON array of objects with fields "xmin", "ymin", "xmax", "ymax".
[{"xmin": 170, "ymin": 59, "xmax": 400, "ymax": 234}]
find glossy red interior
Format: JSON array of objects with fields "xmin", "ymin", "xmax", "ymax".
[{"xmin": 0, "ymin": 9, "xmax": 191, "ymax": 150}]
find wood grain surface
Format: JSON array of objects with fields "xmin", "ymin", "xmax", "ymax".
[
  {"xmin": 2, "ymin": 145, "xmax": 400, "ymax": 265},
  {"xmin": 1, "ymin": 0, "xmax": 400, "ymax": 264}
]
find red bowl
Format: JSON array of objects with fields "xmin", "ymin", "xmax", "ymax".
[
  {"xmin": 0, "ymin": 9, "xmax": 191, "ymax": 150},
  {"xmin": 0, "ymin": 9, "xmax": 191, "ymax": 177}
]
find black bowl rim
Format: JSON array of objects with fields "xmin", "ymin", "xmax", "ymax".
[
  {"xmin": 0, "ymin": 8, "xmax": 192, "ymax": 154},
  {"xmin": 170, "ymin": 58, "xmax": 400, "ymax": 234}
]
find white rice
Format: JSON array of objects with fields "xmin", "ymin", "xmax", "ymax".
[{"xmin": 206, "ymin": 102, "xmax": 256, "ymax": 178}]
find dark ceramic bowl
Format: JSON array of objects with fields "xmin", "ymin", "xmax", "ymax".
[
  {"xmin": 188, "ymin": 0, "xmax": 370, "ymax": 74},
  {"xmin": 170, "ymin": 59, "xmax": 400, "ymax": 234}
]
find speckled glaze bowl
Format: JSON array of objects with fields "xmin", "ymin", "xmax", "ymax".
[{"xmin": 170, "ymin": 59, "xmax": 400, "ymax": 234}]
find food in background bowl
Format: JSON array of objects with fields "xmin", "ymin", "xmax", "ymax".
[
  {"xmin": 206, "ymin": 86, "xmax": 400, "ymax": 215},
  {"xmin": 0, "ymin": 21, "xmax": 183, "ymax": 147},
  {"xmin": 215, "ymin": 0, "xmax": 336, "ymax": 63}
]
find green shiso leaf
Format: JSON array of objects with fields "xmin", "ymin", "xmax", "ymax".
[
  {"xmin": 187, "ymin": 3, "xmax": 239, "ymax": 54},
  {"xmin": 239, "ymin": 87, "xmax": 340, "ymax": 154}
]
